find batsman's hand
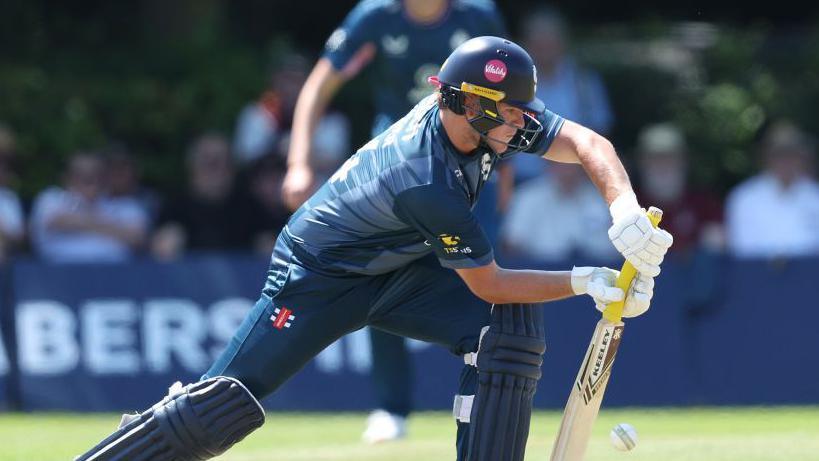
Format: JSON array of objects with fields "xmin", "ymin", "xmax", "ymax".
[
  {"xmin": 282, "ymin": 163, "xmax": 315, "ymax": 211},
  {"xmin": 571, "ymin": 266, "xmax": 654, "ymax": 318},
  {"xmin": 607, "ymin": 193, "xmax": 673, "ymax": 277}
]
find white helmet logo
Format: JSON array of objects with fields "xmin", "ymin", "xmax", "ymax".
[{"xmin": 484, "ymin": 60, "xmax": 507, "ymax": 83}]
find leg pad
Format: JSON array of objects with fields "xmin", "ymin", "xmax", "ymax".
[
  {"xmin": 75, "ymin": 376, "xmax": 265, "ymax": 461},
  {"xmin": 465, "ymin": 303, "xmax": 546, "ymax": 461}
]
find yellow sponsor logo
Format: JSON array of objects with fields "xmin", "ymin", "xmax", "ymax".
[
  {"xmin": 439, "ymin": 234, "xmax": 461, "ymax": 247},
  {"xmin": 460, "ymin": 83, "xmax": 505, "ymax": 101}
]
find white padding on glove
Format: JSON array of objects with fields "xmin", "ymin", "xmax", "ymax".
[
  {"xmin": 571, "ymin": 266, "xmax": 623, "ymax": 310},
  {"xmin": 611, "ymin": 272, "xmax": 654, "ymax": 318},
  {"xmin": 607, "ymin": 192, "xmax": 673, "ymax": 277},
  {"xmin": 571, "ymin": 266, "xmax": 655, "ymax": 318}
]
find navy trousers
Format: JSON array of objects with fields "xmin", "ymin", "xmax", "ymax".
[
  {"xmin": 203, "ymin": 245, "xmax": 492, "ymax": 458},
  {"xmin": 369, "ymin": 328, "xmax": 413, "ymax": 416}
]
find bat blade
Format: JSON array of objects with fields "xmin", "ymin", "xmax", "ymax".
[
  {"xmin": 549, "ymin": 318, "xmax": 625, "ymax": 461},
  {"xmin": 550, "ymin": 206, "xmax": 661, "ymax": 461}
]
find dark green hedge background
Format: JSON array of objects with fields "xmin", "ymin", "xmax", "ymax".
[{"xmin": 2, "ymin": 1, "xmax": 818, "ymax": 199}]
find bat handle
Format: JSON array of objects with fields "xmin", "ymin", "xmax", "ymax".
[{"xmin": 602, "ymin": 206, "xmax": 663, "ymax": 323}]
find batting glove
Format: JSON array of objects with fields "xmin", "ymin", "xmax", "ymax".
[
  {"xmin": 607, "ymin": 192, "xmax": 673, "ymax": 277},
  {"xmin": 619, "ymin": 272, "xmax": 655, "ymax": 318},
  {"xmin": 571, "ymin": 266, "xmax": 655, "ymax": 318},
  {"xmin": 571, "ymin": 266, "xmax": 623, "ymax": 310}
]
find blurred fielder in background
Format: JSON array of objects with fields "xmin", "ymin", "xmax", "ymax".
[
  {"xmin": 77, "ymin": 36, "xmax": 672, "ymax": 461},
  {"xmin": 282, "ymin": 0, "xmax": 510, "ymax": 443}
]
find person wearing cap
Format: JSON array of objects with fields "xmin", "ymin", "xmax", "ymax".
[
  {"xmin": 77, "ymin": 36, "xmax": 672, "ymax": 461},
  {"xmin": 634, "ymin": 122, "xmax": 725, "ymax": 313},
  {"xmin": 726, "ymin": 120, "xmax": 819, "ymax": 258},
  {"xmin": 635, "ymin": 122, "xmax": 723, "ymax": 255}
]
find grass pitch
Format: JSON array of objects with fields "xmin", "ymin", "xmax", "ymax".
[{"xmin": 1, "ymin": 406, "xmax": 817, "ymax": 460}]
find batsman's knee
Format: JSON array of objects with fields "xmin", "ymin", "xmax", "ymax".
[
  {"xmin": 475, "ymin": 312, "xmax": 545, "ymax": 379},
  {"xmin": 75, "ymin": 376, "xmax": 265, "ymax": 461}
]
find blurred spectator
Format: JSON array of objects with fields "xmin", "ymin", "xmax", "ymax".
[
  {"xmin": 634, "ymin": 123, "xmax": 724, "ymax": 254},
  {"xmin": 501, "ymin": 162, "xmax": 616, "ymax": 262},
  {"xmin": 513, "ymin": 6, "xmax": 614, "ymax": 184},
  {"xmin": 245, "ymin": 154, "xmax": 291, "ymax": 256},
  {"xmin": 151, "ymin": 132, "xmax": 252, "ymax": 260},
  {"xmin": 0, "ymin": 124, "xmax": 25, "ymax": 262},
  {"xmin": 29, "ymin": 152, "xmax": 149, "ymax": 263},
  {"xmin": 726, "ymin": 121, "xmax": 819, "ymax": 258},
  {"xmin": 232, "ymin": 52, "xmax": 350, "ymax": 179},
  {"xmin": 102, "ymin": 143, "xmax": 160, "ymax": 229},
  {"xmin": 635, "ymin": 123, "xmax": 726, "ymax": 314}
]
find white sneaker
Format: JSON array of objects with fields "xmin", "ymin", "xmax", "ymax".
[{"xmin": 362, "ymin": 409, "xmax": 407, "ymax": 444}]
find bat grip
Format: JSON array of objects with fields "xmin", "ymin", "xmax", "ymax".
[{"xmin": 602, "ymin": 207, "xmax": 663, "ymax": 323}]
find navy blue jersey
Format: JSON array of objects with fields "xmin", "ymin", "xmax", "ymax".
[
  {"xmin": 323, "ymin": 0, "xmax": 505, "ymax": 135},
  {"xmin": 284, "ymin": 95, "xmax": 564, "ymax": 275}
]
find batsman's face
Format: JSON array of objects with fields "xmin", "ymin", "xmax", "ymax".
[{"xmin": 485, "ymin": 102, "xmax": 526, "ymax": 153}]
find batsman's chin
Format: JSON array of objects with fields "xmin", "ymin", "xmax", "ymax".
[{"xmin": 488, "ymin": 138, "xmax": 511, "ymax": 154}]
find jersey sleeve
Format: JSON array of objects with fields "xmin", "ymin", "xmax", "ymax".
[
  {"xmin": 522, "ymin": 108, "xmax": 565, "ymax": 156},
  {"xmin": 322, "ymin": 2, "xmax": 380, "ymax": 71},
  {"xmin": 394, "ymin": 183, "xmax": 494, "ymax": 269}
]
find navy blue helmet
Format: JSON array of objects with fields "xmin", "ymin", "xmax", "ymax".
[{"xmin": 430, "ymin": 36, "xmax": 544, "ymax": 151}]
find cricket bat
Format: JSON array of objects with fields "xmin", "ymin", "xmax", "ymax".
[{"xmin": 549, "ymin": 206, "xmax": 663, "ymax": 461}]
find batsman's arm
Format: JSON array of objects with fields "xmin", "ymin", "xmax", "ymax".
[
  {"xmin": 543, "ymin": 119, "xmax": 633, "ymax": 206},
  {"xmin": 456, "ymin": 261, "xmax": 576, "ymax": 305},
  {"xmin": 544, "ymin": 120, "xmax": 673, "ymax": 277}
]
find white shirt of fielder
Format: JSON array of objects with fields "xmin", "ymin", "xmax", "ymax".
[
  {"xmin": 233, "ymin": 103, "xmax": 350, "ymax": 168},
  {"xmin": 501, "ymin": 175, "xmax": 618, "ymax": 261},
  {"xmin": 29, "ymin": 187, "xmax": 148, "ymax": 263},
  {"xmin": 727, "ymin": 173, "xmax": 819, "ymax": 258}
]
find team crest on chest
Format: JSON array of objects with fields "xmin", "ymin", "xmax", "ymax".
[{"xmin": 382, "ymin": 34, "xmax": 409, "ymax": 55}]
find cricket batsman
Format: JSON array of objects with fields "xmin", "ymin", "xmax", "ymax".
[
  {"xmin": 77, "ymin": 36, "xmax": 673, "ymax": 461},
  {"xmin": 284, "ymin": 0, "xmax": 509, "ymax": 442}
]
